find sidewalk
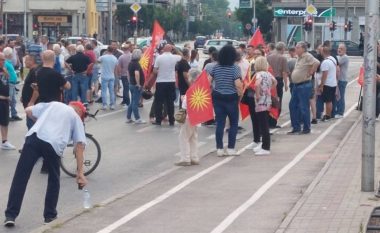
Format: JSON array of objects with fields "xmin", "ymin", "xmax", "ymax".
[{"xmin": 276, "ymin": 116, "xmax": 380, "ymax": 233}]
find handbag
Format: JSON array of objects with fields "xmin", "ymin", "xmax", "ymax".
[{"xmin": 175, "ymin": 109, "xmax": 187, "ymax": 124}]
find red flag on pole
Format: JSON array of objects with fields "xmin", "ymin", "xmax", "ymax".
[
  {"xmin": 249, "ymin": 28, "xmax": 265, "ymax": 48},
  {"xmin": 140, "ymin": 20, "xmax": 165, "ymax": 81},
  {"xmin": 186, "ymin": 70, "xmax": 214, "ymax": 126},
  {"xmin": 357, "ymin": 66, "xmax": 364, "ymax": 86}
]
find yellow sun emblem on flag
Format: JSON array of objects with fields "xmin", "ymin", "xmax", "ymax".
[
  {"xmin": 139, "ymin": 53, "xmax": 150, "ymax": 71},
  {"xmin": 189, "ymin": 87, "xmax": 210, "ymax": 111}
]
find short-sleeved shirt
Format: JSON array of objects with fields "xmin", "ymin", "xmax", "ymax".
[
  {"xmin": 320, "ymin": 56, "xmax": 337, "ymax": 87},
  {"xmin": 0, "ymin": 68, "xmax": 9, "ymax": 97},
  {"xmin": 98, "ymin": 54, "xmax": 118, "ymax": 80},
  {"xmin": 292, "ymin": 52, "xmax": 320, "ymax": 84},
  {"xmin": 27, "ymin": 43, "xmax": 43, "ymax": 65},
  {"xmin": 26, "ymin": 102, "xmax": 86, "ymax": 156},
  {"xmin": 21, "ymin": 66, "xmax": 40, "ymax": 108},
  {"xmin": 266, "ymin": 52, "xmax": 289, "ymax": 78},
  {"xmin": 36, "ymin": 67, "xmax": 67, "ymax": 102},
  {"xmin": 154, "ymin": 52, "xmax": 182, "ymax": 83},
  {"xmin": 176, "ymin": 58, "xmax": 191, "ymax": 95},
  {"xmin": 118, "ymin": 51, "xmax": 132, "ymax": 77},
  {"xmin": 66, "ymin": 52, "xmax": 91, "ymax": 73},
  {"xmin": 128, "ymin": 60, "xmax": 145, "ymax": 86},
  {"xmin": 255, "ymin": 71, "xmax": 273, "ymax": 112},
  {"xmin": 338, "ymin": 54, "xmax": 349, "ymax": 82},
  {"xmin": 5, "ymin": 60, "xmax": 17, "ymax": 84},
  {"xmin": 209, "ymin": 64, "xmax": 241, "ymax": 95}
]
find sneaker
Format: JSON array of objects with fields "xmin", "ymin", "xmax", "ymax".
[
  {"xmin": 287, "ymin": 130, "xmax": 301, "ymax": 135},
  {"xmin": 301, "ymin": 129, "xmax": 311, "ymax": 134},
  {"xmin": 1, "ymin": 141, "xmax": 16, "ymax": 150},
  {"xmin": 10, "ymin": 116, "xmax": 22, "ymax": 121},
  {"xmin": 311, "ymin": 119, "xmax": 318, "ymax": 124},
  {"xmin": 335, "ymin": 114, "xmax": 343, "ymax": 119},
  {"xmin": 226, "ymin": 148, "xmax": 238, "ymax": 156},
  {"xmin": 174, "ymin": 161, "xmax": 191, "ymax": 166},
  {"xmin": 135, "ymin": 119, "xmax": 147, "ymax": 124},
  {"xmin": 126, "ymin": 119, "xmax": 134, "ymax": 124},
  {"xmin": 101, "ymin": 105, "xmax": 107, "ymax": 110},
  {"xmin": 216, "ymin": 149, "xmax": 225, "ymax": 157},
  {"xmin": 250, "ymin": 142, "xmax": 260, "ymax": 149},
  {"xmin": 44, "ymin": 217, "xmax": 57, "ymax": 225},
  {"xmin": 110, "ymin": 105, "xmax": 115, "ymax": 110},
  {"xmin": 255, "ymin": 149, "xmax": 270, "ymax": 155},
  {"xmin": 321, "ymin": 115, "xmax": 331, "ymax": 122},
  {"xmin": 191, "ymin": 159, "xmax": 200, "ymax": 165},
  {"xmin": 253, "ymin": 143, "xmax": 262, "ymax": 153},
  {"xmin": 4, "ymin": 217, "xmax": 15, "ymax": 227}
]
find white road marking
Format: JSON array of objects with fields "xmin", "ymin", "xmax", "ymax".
[
  {"xmin": 96, "ymin": 156, "xmax": 236, "ymax": 233},
  {"xmin": 136, "ymin": 125, "xmax": 156, "ymax": 133},
  {"xmin": 209, "ymin": 103, "xmax": 357, "ymax": 233}
]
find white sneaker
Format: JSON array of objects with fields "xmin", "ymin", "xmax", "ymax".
[
  {"xmin": 253, "ymin": 143, "xmax": 262, "ymax": 153},
  {"xmin": 135, "ymin": 119, "xmax": 147, "ymax": 124},
  {"xmin": 335, "ymin": 114, "xmax": 343, "ymax": 119},
  {"xmin": 216, "ymin": 149, "xmax": 225, "ymax": 157},
  {"xmin": 249, "ymin": 142, "xmax": 260, "ymax": 149},
  {"xmin": 1, "ymin": 141, "xmax": 16, "ymax": 150},
  {"xmin": 110, "ymin": 105, "xmax": 115, "ymax": 110},
  {"xmin": 226, "ymin": 148, "xmax": 238, "ymax": 156},
  {"xmin": 255, "ymin": 149, "xmax": 270, "ymax": 155}
]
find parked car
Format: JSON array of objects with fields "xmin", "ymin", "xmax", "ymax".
[
  {"xmin": 203, "ymin": 39, "xmax": 240, "ymax": 54},
  {"xmin": 63, "ymin": 36, "xmax": 108, "ymax": 53},
  {"xmin": 194, "ymin": 36, "xmax": 207, "ymax": 49},
  {"xmin": 127, "ymin": 37, "xmax": 152, "ymax": 48},
  {"xmin": 331, "ymin": 40, "xmax": 363, "ymax": 56}
]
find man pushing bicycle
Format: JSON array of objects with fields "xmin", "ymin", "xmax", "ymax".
[{"xmin": 4, "ymin": 101, "xmax": 88, "ymax": 227}]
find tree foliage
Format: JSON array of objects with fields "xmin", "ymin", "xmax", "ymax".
[{"xmin": 235, "ymin": 1, "xmax": 273, "ymax": 38}]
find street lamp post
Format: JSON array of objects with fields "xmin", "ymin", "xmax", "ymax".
[
  {"xmin": 24, "ymin": 0, "xmax": 27, "ymax": 37},
  {"xmin": 252, "ymin": 0, "xmax": 256, "ymax": 30}
]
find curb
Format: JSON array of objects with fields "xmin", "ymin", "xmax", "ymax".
[{"xmin": 275, "ymin": 112, "xmax": 362, "ymax": 233}]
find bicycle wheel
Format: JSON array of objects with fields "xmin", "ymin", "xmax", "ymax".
[{"xmin": 60, "ymin": 134, "xmax": 101, "ymax": 177}]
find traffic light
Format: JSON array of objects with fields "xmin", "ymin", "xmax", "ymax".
[
  {"xmin": 303, "ymin": 17, "xmax": 313, "ymax": 32},
  {"xmin": 348, "ymin": 21, "xmax": 352, "ymax": 31},
  {"xmin": 329, "ymin": 21, "xmax": 336, "ymax": 31}
]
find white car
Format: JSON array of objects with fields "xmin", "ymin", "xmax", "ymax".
[
  {"xmin": 63, "ymin": 37, "xmax": 108, "ymax": 53},
  {"xmin": 203, "ymin": 39, "xmax": 240, "ymax": 54}
]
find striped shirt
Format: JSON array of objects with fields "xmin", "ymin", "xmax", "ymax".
[{"xmin": 210, "ymin": 64, "xmax": 241, "ymax": 95}]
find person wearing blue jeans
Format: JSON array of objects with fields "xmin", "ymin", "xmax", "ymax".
[
  {"xmin": 3, "ymin": 49, "xmax": 21, "ymax": 121},
  {"xmin": 288, "ymin": 41, "xmax": 320, "ymax": 134},
  {"xmin": 335, "ymin": 44, "xmax": 349, "ymax": 117},
  {"xmin": 98, "ymin": 47, "xmax": 118, "ymax": 110},
  {"xmin": 316, "ymin": 94, "xmax": 324, "ymax": 119},
  {"xmin": 289, "ymin": 81, "xmax": 313, "ymax": 133},
  {"xmin": 212, "ymin": 92, "xmax": 239, "ymax": 151},
  {"xmin": 101, "ymin": 78, "xmax": 115, "ymax": 109},
  {"xmin": 71, "ymin": 73, "xmax": 89, "ymax": 104}
]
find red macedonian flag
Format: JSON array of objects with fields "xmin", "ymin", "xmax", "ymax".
[
  {"xmin": 186, "ymin": 70, "xmax": 214, "ymax": 126},
  {"xmin": 140, "ymin": 20, "xmax": 165, "ymax": 80}
]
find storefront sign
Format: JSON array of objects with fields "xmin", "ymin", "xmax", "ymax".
[
  {"xmin": 239, "ymin": 0, "xmax": 252, "ymax": 9},
  {"xmin": 37, "ymin": 16, "xmax": 68, "ymax": 23},
  {"xmin": 274, "ymin": 7, "xmax": 336, "ymax": 17}
]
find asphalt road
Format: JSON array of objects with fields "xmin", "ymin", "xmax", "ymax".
[{"xmin": 0, "ymin": 50, "xmax": 364, "ymax": 233}]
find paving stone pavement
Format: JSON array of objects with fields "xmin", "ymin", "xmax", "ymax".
[{"xmin": 276, "ymin": 117, "xmax": 380, "ymax": 233}]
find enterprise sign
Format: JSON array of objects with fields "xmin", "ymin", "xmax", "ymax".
[{"xmin": 274, "ymin": 7, "xmax": 336, "ymax": 17}]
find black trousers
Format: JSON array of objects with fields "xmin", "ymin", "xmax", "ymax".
[
  {"xmin": 247, "ymin": 98, "xmax": 261, "ymax": 143},
  {"xmin": 269, "ymin": 77, "xmax": 284, "ymax": 127},
  {"xmin": 5, "ymin": 133, "xmax": 61, "ymax": 220},
  {"xmin": 257, "ymin": 111, "xmax": 270, "ymax": 150},
  {"xmin": 154, "ymin": 82, "xmax": 176, "ymax": 124}
]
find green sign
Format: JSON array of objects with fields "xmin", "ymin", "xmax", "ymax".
[
  {"xmin": 274, "ymin": 7, "xmax": 336, "ymax": 17},
  {"xmin": 239, "ymin": 0, "xmax": 251, "ymax": 9}
]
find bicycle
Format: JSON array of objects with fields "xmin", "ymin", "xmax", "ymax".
[{"xmin": 60, "ymin": 110, "xmax": 101, "ymax": 177}]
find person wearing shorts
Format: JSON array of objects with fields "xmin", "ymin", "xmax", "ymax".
[
  {"xmin": 0, "ymin": 52, "xmax": 16, "ymax": 150},
  {"xmin": 318, "ymin": 46, "xmax": 337, "ymax": 121}
]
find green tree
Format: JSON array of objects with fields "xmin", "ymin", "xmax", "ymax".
[{"xmin": 235, "ymin": 1, "xmax": 273, "ymax": 39}]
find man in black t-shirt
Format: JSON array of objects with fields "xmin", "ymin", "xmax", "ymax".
[
  {"xmin": 20, "ymin": 55, "xmax": 40, "ymax": 129},
  {"xmin": 202, "ymin": 46, "xmax": 217, "ymax": 70},
  {"xmin": 176, "ymin": 48, "xmax": 191, "ymax": 109},
  {"xmin": 0, "ymin": 52, "xmax": 16, "ymax": 150}
]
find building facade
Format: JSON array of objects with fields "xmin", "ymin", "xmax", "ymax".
[
  {"xmin": 2, "ymin": 0, "xmax": 98, "ymax": 41},
  {"xmin": 272, "ymin": 0, "xmax": 367, "ymax": 47}
]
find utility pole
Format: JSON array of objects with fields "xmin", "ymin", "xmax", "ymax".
[
  {"xmin": 344, "ymin": 0, "xmax": 348, "ymax": 40},
  {"xmin": 108, "ymin": 0, "xmax": 113, "ymax": 43},
  {"xmin": 305, "ymin": 0, "xmax": 309, "ymax": 43},
  {"xmin": 24, "ymin": 0, "xmax": 27, "ymax": 38},
  {"xmin": 362, "ymin": 0, "xmax": 378, "ymax": 192},
  {"xmin": 0, "ymin": 0, "xmax": 3, "ymax": 35},
  {"xmin": 330, "ymin": 0, "xmax": 333, "ymax": 40}
]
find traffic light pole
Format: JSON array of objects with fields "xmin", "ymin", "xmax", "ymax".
[
  {"xmin": 362, "ymin": 0, "xmax": 378, "ymax": 192},
  {"xmin": 344, "ymin": 0, "xmax": 348, "ymax": 40},
  {"xmin": 134, "ymin": 13, "xmax": 138, "ymax": 45}
]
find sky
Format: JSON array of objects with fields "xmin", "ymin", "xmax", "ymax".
[{"xmin": 229, "ymin": 0, "xmax": 239, "ymax": 10}]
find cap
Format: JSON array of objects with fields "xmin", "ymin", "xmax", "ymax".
[{"xmin": 69, "ymin": 101, "xmax": 86, "ymax": 120}]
